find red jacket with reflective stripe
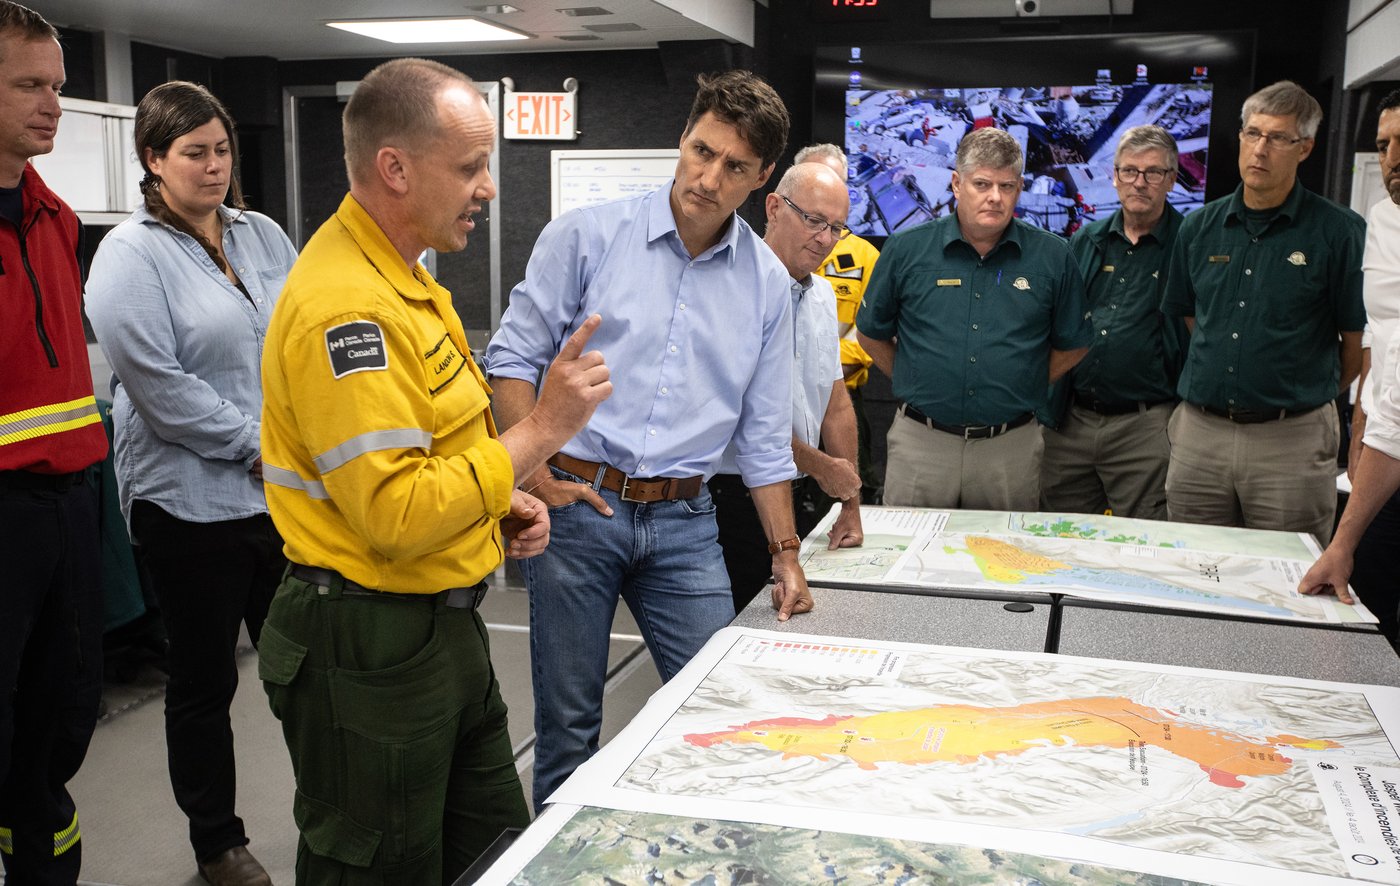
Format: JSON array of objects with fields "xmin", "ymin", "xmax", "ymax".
[{"xmin": 0, "ymin": 164, "xmax": 107, "ymax": 473}]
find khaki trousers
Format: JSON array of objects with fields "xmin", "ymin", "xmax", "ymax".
[
  {"xmin": 1041, "ymin": 402, "xmax": 1172, "ymax": 519},
  {"xmin": 882, "ymin": 412, "xmax": 1043, "ymax": 510},
  {"xmin": 1165, "ymin": 402, "xmax": 1340, "ymax": 544}
]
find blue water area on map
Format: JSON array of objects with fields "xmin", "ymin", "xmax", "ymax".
[{"xmin": 1018, "ymin": 565, "xmax": 1295, "ymax": 616}]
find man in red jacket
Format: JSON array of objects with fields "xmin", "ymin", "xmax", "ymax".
[{"xmin": 0, "ymin": 4, "xmax": 109, "ymax": 883}]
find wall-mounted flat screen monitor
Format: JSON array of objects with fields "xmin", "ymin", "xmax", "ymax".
[{"xmin": 814, "ymin": 33, "xmax": 1256, "ymax": 239}]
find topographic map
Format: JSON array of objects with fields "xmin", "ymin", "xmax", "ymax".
[
  {"xmin": 796, "ymin": 508, "xmax": 1370, "ymax": 624},
  {"xmin": 551, "ymin": 629, "xmax": 1400, "ymax": 884},
  {"xmin": 950, "ymin": 510, "xmax": 1320, "ymax": 561},
  {"xmin": 497, "ymin": 806, "xmax": 1213, "ymax": 885},
  {"xmin": 798, "ymin": 507, "xmax": 942, "ymax": 582}
]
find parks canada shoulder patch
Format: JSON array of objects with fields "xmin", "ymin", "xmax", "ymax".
[{"xmin": 325, "ymin": 321, "xmax": 389, "ymax": 378}]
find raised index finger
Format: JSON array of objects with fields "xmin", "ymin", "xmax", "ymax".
[{"xmin": 557, "ymin": 314, "xmax": 602, "ymax": 361}]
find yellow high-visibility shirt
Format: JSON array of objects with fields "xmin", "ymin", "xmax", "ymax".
[
  {"xmin": 816, "ymin": 233, "xmax": 881, "ymax": 389},
  {"xmin": 261, "ymin": 194, "xmax": 512, "ymax": 594}
]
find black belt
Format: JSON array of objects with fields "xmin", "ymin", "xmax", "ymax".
[
  {"xmin": 1195, "ymin": 403, "xmax": 1316, "ymax": 425},
  {"xmin": 1074, "ymin": 395, "xmax": 1172, "ymax": 417},
  {"xmin": 0, "ymin": 469, "xmax": 86, "ymax": 492},
  {"xmin": 900, "ymin": 404, "xmax": 1034, "ymax": 440},
  {"xmin": 287, "ymin": 563, "xmax": 487, "ymax": 609}
]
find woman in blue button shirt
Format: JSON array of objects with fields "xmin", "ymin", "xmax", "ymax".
[{"xmin": 86, "ymin": 81, "xmax": 295, "ymax": 886}]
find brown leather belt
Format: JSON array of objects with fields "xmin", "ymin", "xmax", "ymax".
[{"xmin": 548, "ymin": 453, "xmax": 703, "ymax": 503}]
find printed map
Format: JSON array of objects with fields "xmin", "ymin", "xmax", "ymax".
[
  {"xmin": 505, "ymin": 806, "xmax": 1215, "ymax": 885},
  {"xmin": 796, "ymin": 508, "xmax": 1368, "ymax": 624},
  {"xmin": 578, "ymin": 631, "xmax": 1399, "ymax": 880}
]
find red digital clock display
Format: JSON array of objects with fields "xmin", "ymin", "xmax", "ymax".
[{"xmin": 812, "ymin": 0, "xmax": 889, "ymax": 22}]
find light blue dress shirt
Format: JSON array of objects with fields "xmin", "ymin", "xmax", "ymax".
[
  {"xmin": 486, "ymin": 181, "xmax": 797, "ymax": 486},
  {"xmin": 86, "ymin": 204, "xmax": 297, "ymax": 530},
  {"xmin": 717, "ymin": 273, "xmax": 842, "ymax": 475}
]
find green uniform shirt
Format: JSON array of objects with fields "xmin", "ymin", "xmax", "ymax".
[
  {"xmin": 1068, "ymin": 204, "xmax": 1188, "ymax": 407},
  {"xmin": 1161, "ymin": 181, "xmax": 1365, "ymax": 412},
  {"xmin": 857, "ymin": 214, "xmax": 1090, "ymax": 426}
]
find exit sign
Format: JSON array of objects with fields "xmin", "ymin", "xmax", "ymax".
[{"xmin": 503, "ymin": 91, "xmax": 577, "ymax": 141}]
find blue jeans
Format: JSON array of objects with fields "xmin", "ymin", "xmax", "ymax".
[{"xmin": 520, "ymin": 469, "xmax": 732, "ymax": 811}]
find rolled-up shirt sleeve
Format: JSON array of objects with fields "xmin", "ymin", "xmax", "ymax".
[
  {"xmin": 1365, "ymin": 330, "xmax": 1400, "ymax": 461},
  {"xmin": 486, "ymin": 214, "xmax": 589, "ymax": 383}
]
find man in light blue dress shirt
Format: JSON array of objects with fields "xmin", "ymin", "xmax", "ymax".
[
  {"xmin": 712, "ymin": 162, "xmax": 865, "ymax": 611},
  {"xmin": 486, "ymin": 70, "xmax": 812, "ymax": 810}
]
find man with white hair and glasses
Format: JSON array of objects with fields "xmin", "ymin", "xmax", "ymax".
[{"xmin": 1161, "ymin": 80, "xmax": 1364, "ymax": 543}]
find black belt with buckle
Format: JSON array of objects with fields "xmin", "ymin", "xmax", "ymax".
[
  {"xmin": 1074, "ymin": 394, "xmax": 1172, "ymax": 416},
  {"xmin": 900, "ymin": 403, "xmax": 1034, "ymax": 440},
  {"xmin": 1196, "ymin": 403, "xmax": 1316, "ymax": 425},
  {"xmin": 0, "ymin": 469, "xmax": 87, "ymax": 492},
  {"xmin": 288, "ymin": 563, "xmax": 487, "ymax": 610}
]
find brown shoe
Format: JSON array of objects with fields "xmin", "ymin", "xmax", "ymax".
[{"xmin": 198, "ymin": 846, "xmax": 273, "ymax": 886}]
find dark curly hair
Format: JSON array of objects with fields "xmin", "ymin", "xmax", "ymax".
[{"xmin": 684, "ymin": 70, "xmax": 790, "ymax": 170}]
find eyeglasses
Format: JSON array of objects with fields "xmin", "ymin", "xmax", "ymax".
[
  {"xmin": 1115, "ymin": 166, "xmax": 1172, "ymax": 185},
  {"xmin": 1239, "ymin": 128, "xmax": 1308, "ymax": 149},
  {"xmin": 781, "ymin": 195, "xmax": 851, "ymax": 240}
]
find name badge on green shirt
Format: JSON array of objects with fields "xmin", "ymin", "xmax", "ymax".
[
  {"xmin": 1101, "ymin": 265, "xmax": 1114, "ymax": 273},
  {"xmin": 936, "ymin": 278, "xmax": 962, "ymax": 286},
  {"xmin": 1208, "ymin": 255, "xmax": 1230, "ymax": 263}
]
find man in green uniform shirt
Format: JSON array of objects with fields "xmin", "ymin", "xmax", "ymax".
[
  {"xmin": 1161, "ymin": 80, "xmax": 1364, "ymax": 544},
  {"xmin": 1042, "ymin": 125, "xmax": 1187, "ymax": 519},
  {"xmin": 857, "ymin": 127, "xmax": 1090, "ymax": 509}
]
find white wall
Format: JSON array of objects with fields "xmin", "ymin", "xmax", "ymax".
[{"xmin": 1346, "ymin": 0, "xmax": 1400, "ymax": 86}]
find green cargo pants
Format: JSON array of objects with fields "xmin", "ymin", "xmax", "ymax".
[{"xmin": 258, "ymin": 573, "xmax": 529, "ymax": 885}]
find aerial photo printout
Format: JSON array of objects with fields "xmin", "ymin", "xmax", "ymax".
[
  {"xmin": 489, "ymin": 804, "xmax": 1215, "ymax": 885},
  {"xmin": 548, "ymin": 628, "xmax": 1400, "ymax": 886},
  {"xmin": 799, "ymin": 507, "xmax": 1373, "ymax": 626}
]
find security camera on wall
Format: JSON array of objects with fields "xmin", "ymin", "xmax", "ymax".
[{"xmin": 1016, "ymin": 0, "xmax": 1041, "ymax": 15}]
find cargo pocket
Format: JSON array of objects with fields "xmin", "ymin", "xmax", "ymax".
[
  {"xmin": 328, "ymin": 624, "xmax": 468, "ymax": 869},
  {"xmin": 257, "ymin": 621, "xmax": 306, "ymax": 721},
  {"xmin": 294, "ymin": 790, "xmax": 382, "ymax": 868}
]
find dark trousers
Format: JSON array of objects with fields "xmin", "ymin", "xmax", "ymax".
[
  {"xmin": 1349, "ymin": 487, "xmax": 1400, "ymax": 647},
  {"xmin": 712, "ymin": 475, "xmax": 827, "ymax": 613},
  {"xmin": 0, "ymin": 478, "xmax": 102, "ymax": 886},
  {"xmin": 851, "ymin": 386, "xmax": 879, "ymax": 504},
  {"xmin": 130, "ymin": 501, "xmax": 285, "ymax": 863},
  {"xmin": 259, "ymin": 573, "xmax": 530, "ymax": 883}
]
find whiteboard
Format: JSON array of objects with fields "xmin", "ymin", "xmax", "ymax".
[
  {"xmin": 31, "ymin": 109, "xmax": 107, "ymax": 212},
  {"xmin": 550, "ymin": 148, "xmax": 678, "ymax": 219},
  {"xmin": 1352, "ymin": 152, "xmax": 1387, "ymax": 216}
]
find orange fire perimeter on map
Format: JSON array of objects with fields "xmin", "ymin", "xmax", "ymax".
[{"xmin": 684, "ymin": 697, "xmax": 1339, "ymax": 787}]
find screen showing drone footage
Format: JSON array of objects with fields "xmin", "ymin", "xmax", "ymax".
[
  {"xmin": 814, "ymin": 34, "xmax": 1255, "ymax": 240},
  {"xmin": 846, "ymin": 81, "xmax": 1211, "ymax": 238}
]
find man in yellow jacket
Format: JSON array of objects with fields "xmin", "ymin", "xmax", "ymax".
[{"xmin": 257, "ymin": 58, "xmax": 610, "ymax": 883}]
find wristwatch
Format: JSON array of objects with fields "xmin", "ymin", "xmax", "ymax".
[{"xmin": 767, "ymin": 536, "xmax": 801, "ymax": 554}]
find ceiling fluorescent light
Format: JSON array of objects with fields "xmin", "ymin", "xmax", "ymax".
[{"xmin": 327, "ymin": 17, "xmax": 529, "ymax": 44}]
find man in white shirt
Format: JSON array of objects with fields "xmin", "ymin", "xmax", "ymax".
[
  {"xmin": 1298, "ymin": 89, "xmax": 1400, "ymax": 628},
  {"xmin": 712, "ymin": 162, "xmax": 865, "ymax": 610}
]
